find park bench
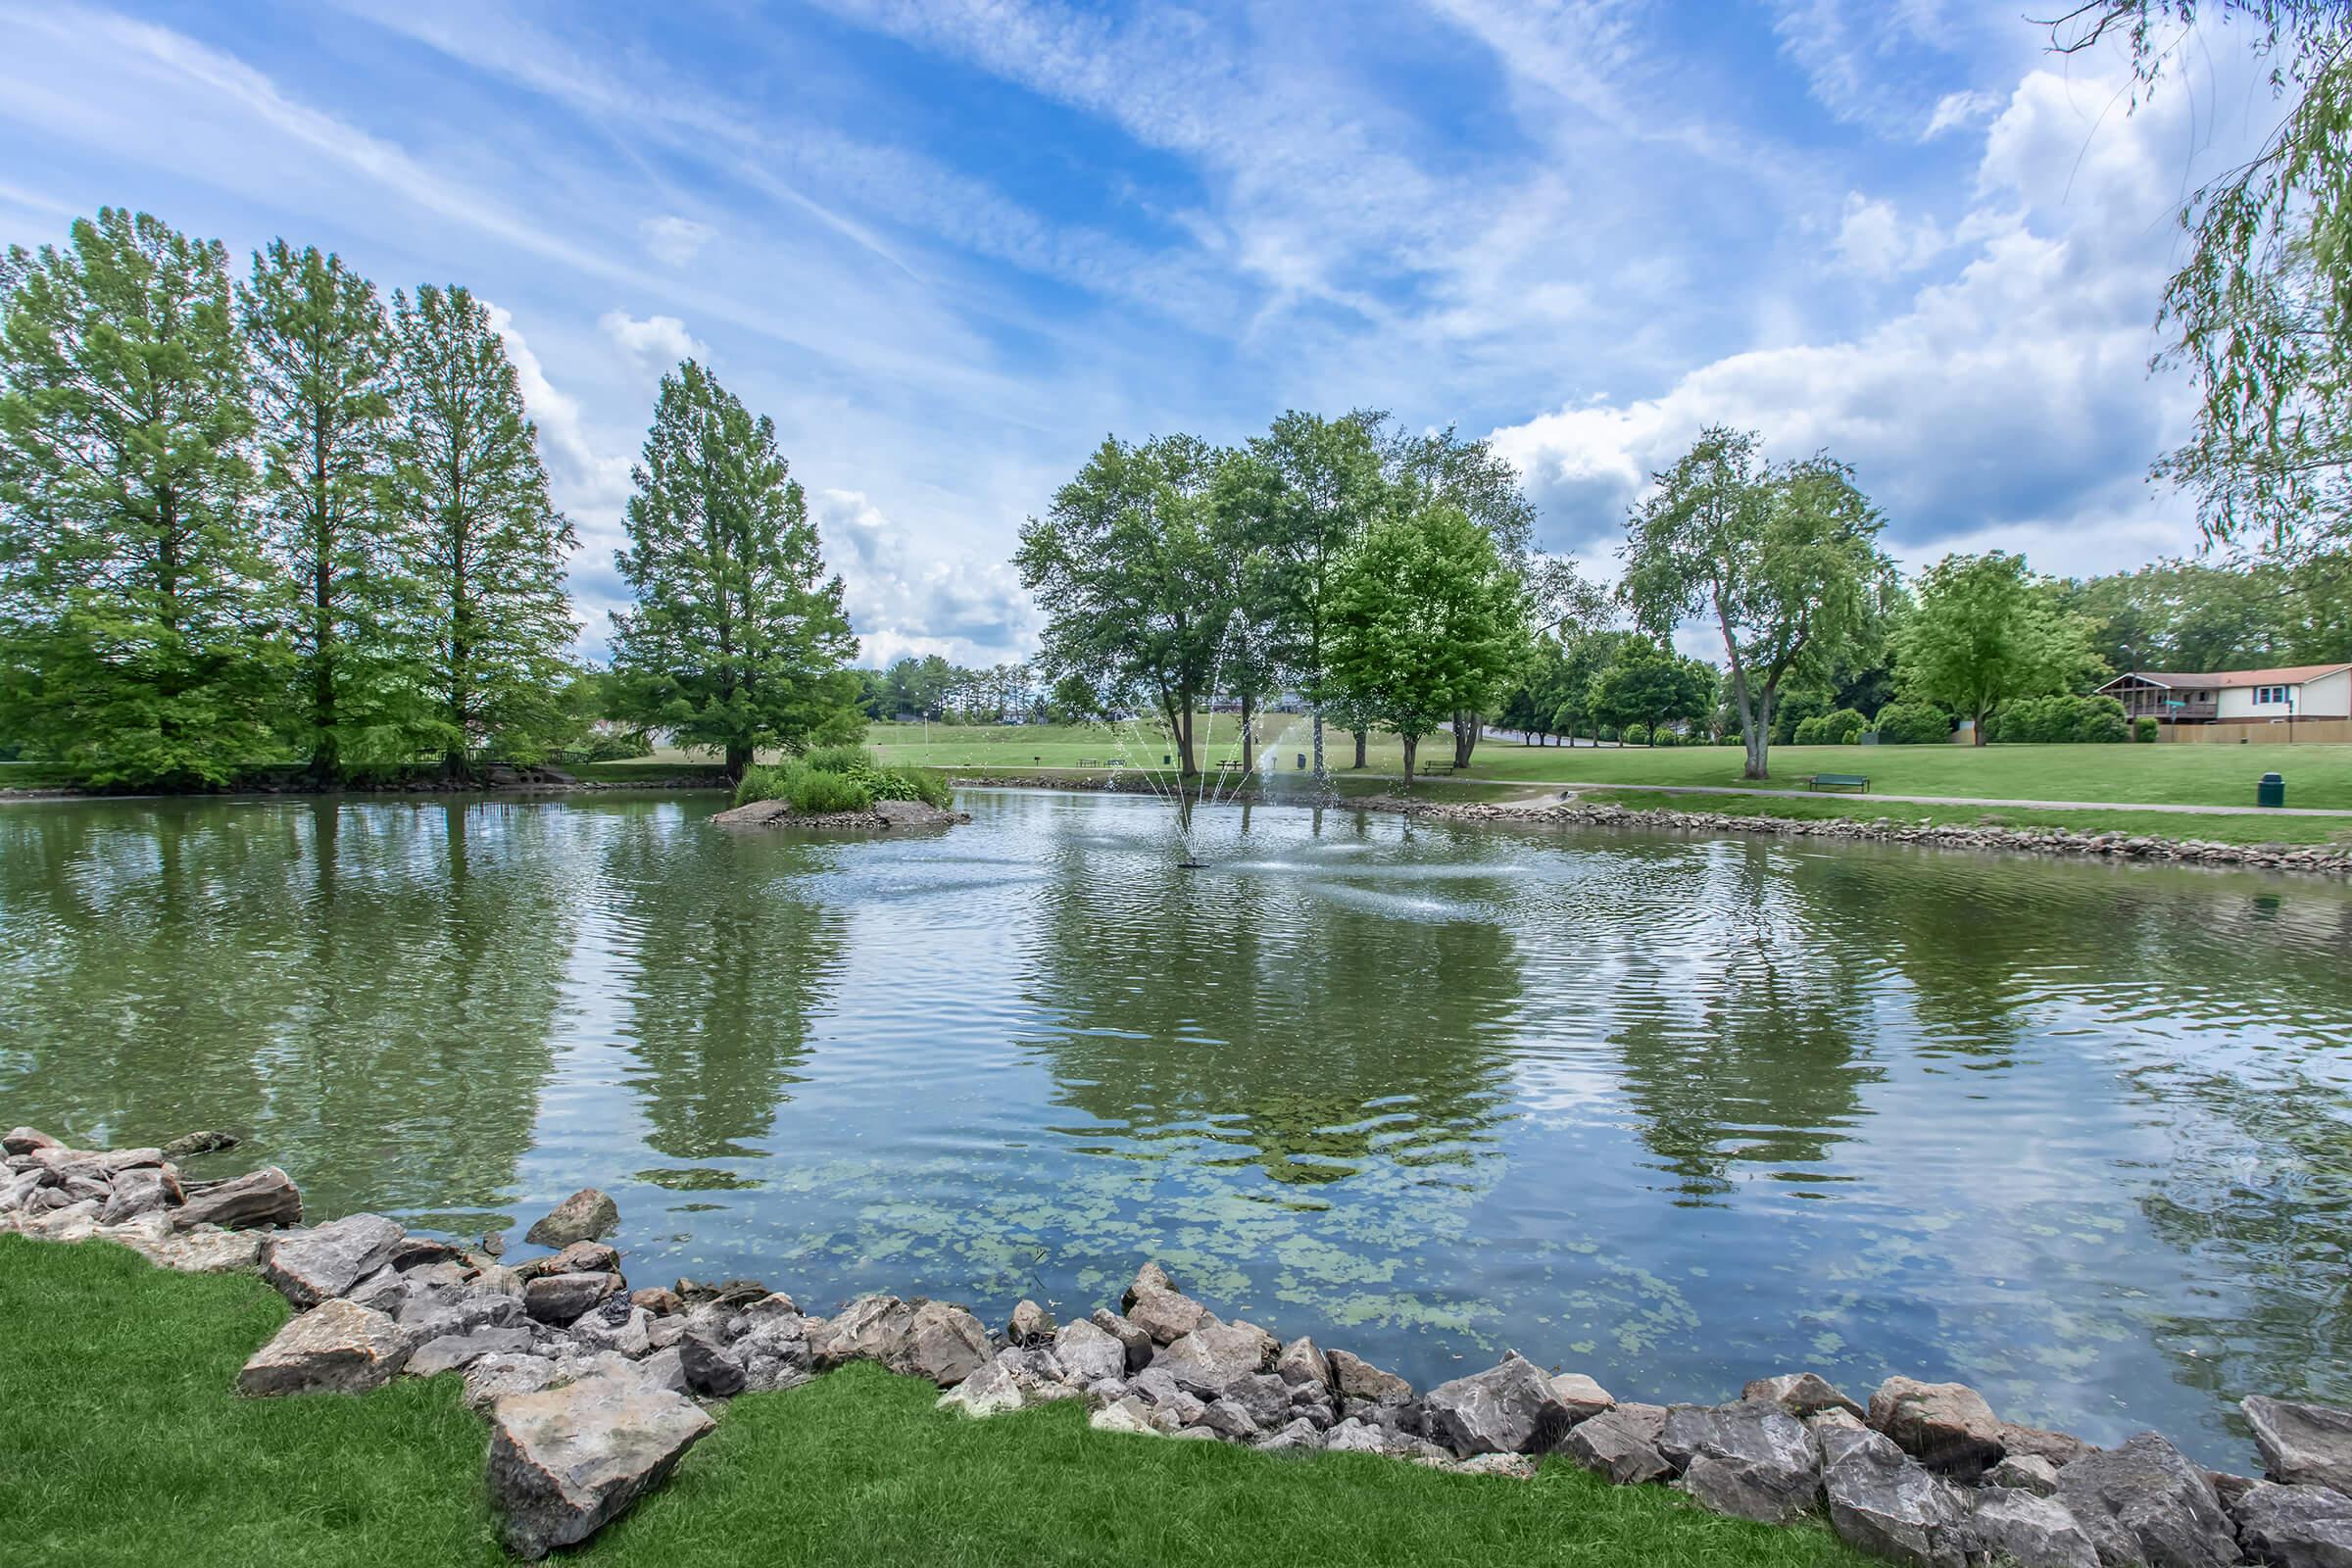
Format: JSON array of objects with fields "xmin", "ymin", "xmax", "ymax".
[
  {"xmin": 1215, "ymin": 759, "xmax": 1247, "ymax": 773},
  {"xmin": 1804, "ymin": 773, "xmax": 1870, "ymax": 794},
  {"xmin": 1415, "ymin": 759, "xmax": 1456, "ymax": 775}
]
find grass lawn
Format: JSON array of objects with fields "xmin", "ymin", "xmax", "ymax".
[
  {"xmin": 862, "ymin": 721, "xmax": 2352, "ymax": 810},
  {"xmin": 1, "ymin": 1234, "xmax": 1872, "ymax": 1568}
]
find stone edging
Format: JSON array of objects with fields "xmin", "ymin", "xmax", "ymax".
[
  {"xmin": 8, "ymin": 1127, "xmax": 2352, "ymax": 1566},
  {"xmin": 1367, "ymin": 796, "xmax": 2352, "ymax": 876}
]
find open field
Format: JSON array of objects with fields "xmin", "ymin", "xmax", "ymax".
[
  {"xmin": 859, "ymin": 722, "xmax": 2352, "ymax": 809},
  {"xmin": 0, "ymin": 1235, "xmax": 1867, "ymax": 1568},
  {"xmin": 1566, "ymin": 789, "xmax": 2352, "ymax": 848}
]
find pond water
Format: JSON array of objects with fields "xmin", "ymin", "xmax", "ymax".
[{"xmin": 4, "ymin": 785, "xmax": 2351, "ymax": 1466}]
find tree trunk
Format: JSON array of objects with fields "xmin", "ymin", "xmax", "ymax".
[
  {"xmin": 1401, "ymin": 733, "xmax": 1417, "ymax": 788},
  {"xmin": 1973, "ymin": 707, "xmax": 1989, "ymax": 746},
  {"xmin": 1452, "ymin": 710, "xmax": 1477, "ymax": 767},
  {"xmin": 1311, "ymin": 710, "xmax": 1325, "ymax": 786},
  {"xmin": 725, "ymin": 741, "xmax": 754, "ymax": 780},
  {"xmin": 1745, "ymin": 686, "xmax": 1774, "ymax": 779},
  {"xmin": 1178, "ymin": 702, "xmax": 1198, "ymax": 776},
  {"xmin": 1239, "ymin": 691, "xmax": 1254, "ymax": 771},
  {"xmin": 1352, "ymin": 728, "xmax": 1367, "ymax": 768}
]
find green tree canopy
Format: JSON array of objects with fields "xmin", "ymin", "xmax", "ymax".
[
  {"xmin": 1619, "ymin": 426, "xmax": 1896, "ymax": 779},
  {"xmin": 384, "ymin": 284, "xmax": 578, "ymax": 770},
  {"xmin": 0, "ymin": 209, "xmax": 287, "ymax": 787},
  {"xmin": 239, "ymin": 240, "xmax": 416, "ymax": 776},
  {"xmin": 1229, "ymin": 410, "xmax": 1388, "ymax": 780},
  {"xmin": 1894, "ymin": 550, "xmax": 2103, "ymax": 745},
  {"xmin": 1589, "ymin": 641, "xmax": 1719, "ymax": 745},
  {"xmin": 1328, "ymin": 500, "xmax": 1530, "ymax": 783},
  {"xmin": 609, "ymin": 362, "xmax": 858, "ymax": 777},
  {"xmin": 1016, "ymin": 433, "xmax": 1229, "ymax": 774}
]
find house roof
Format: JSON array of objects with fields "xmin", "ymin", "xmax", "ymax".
[{"xmin": 2101, "ymin": 663, "xmax": 2352, "ymax": 691}]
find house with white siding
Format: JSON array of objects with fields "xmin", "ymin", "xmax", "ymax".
[{"xmin": 2096, "ymin": 663, "xmax": 2352, "ymax": 729}]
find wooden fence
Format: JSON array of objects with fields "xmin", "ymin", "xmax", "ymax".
[{"xmin": 2164, "ymin": 718, "xmax": 2352, "ymax": 745}]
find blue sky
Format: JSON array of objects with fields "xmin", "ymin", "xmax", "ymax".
[{"xmin": 0, "ymin": 1, "xmax": 2280, "ymax": 665}]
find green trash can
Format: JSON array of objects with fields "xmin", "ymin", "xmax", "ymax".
[{"xmin": 2258, "ymin": 771, "xmax": 2285, "ymax": 808}]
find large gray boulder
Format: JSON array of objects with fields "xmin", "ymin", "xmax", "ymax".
[
  {"xmin": 1566, "ymin": 1400, "xmax": 1672, "ymax": 1486},
  {"xmin": 1422, "ymin": 1352, "xmax": 1571, "ymax": 1458},
  {"xmin": 1126, "ymin": 1287, "xmax": 1213, "ymax": 1346},
  {"xmin": 462, "ymin": 1352, "xmax": 564, "ymax": 1411},
  {"xmin": 938, "ymin": 1357, "xmax": 1027, "ymax": 1418},
  {"xmin": 522, "ymin": 1188, "xmax": 619, "ymax": 1250},
  {"xmin": 1819, "ymin": 1423, "xmax": 1972, "ymax": 1568},
  {"xmin": 515, "ymin": 1242, "xmax": 620, "ymax": 1282},
  {"xmin": 1747, "ymin": 1371, "xmax": 1867, "ymax": 1421},
  {"xmin": 1276, "ymin": 1336, "xmax": 1332, "ymax": 1393},
  {"xmin": 2, "ymin": 1126, "xmax": 61, "ymax": 1155},
  {"xmin": 1869, "ymin": 1376, "xmax": 2004, "ymax": 1477},
  {"xmin": 1007, "ymin": 1299, "xmax": 1056, "ymax": 1347},
  {"xmin": 1549, "ymin": 1372, "xmax": 1615, "ymax": 1423},
  {"xmin": 408, "ymin": 1326, "xmax": 536, "ymax": 1379},
  {"xmin": 897, "ymin": 1300, "xmax": 991, "ymax": 1386},
  {"xmin": 485, "ymin": 1366, "xmax": 713, "ymax": 1559},
  {"xmin": 2247, "ymin": 1399, "xmax": 2352, "ymax": 1495},
  {"xmin": 102, "ymin": 1217, "xmax": 261, "ymax": 1274},
  {"xmin": 172, "ymin": 1166, "xmax": 301, "ymax": 1230},
  {"xmin": 1088, "ymin": 1308, "xmax": 1153, "ymax": 1373},
  {"xmin": 2004, "ymin": 1421, "xmax": 2101, "ymax": 1469},
  {"xmin": 237, "ymin": 1298, "xmax": 411, "ymax": 1396},
  {"xmin": 1327, "ymin": 1348, "xmax": 1413, "ymax": 1403},
  {"xmin": 1663, "ymin": 1402, "xmax": 1822, "ymax": 1525},
  {"xmin": 1968, "ymin": 1487, "xmax": 2103, "ymax": 1568},
  {"xmin": 2055, "ymin": 1432, "xmax": 2238, "ymax": 1568},
  {"xmin": 812, "ymin": 1295, "xmax": 912, "ymax": 1368},
  {"xmin": 677, "ymin": 1335, "xmax": 747, "ymax": 1397},
  {"xmin": 1154, "ymin": 1320, "xmax": 1278, "ymax": 1398},
  {"xmin": 97, "ymin": 1166, "xmax": 180, "ymax": 1224},
  {"xmin": 262, "ymin": 1213, "xmax": 406, "ymax": 1308},
  {"xmin": 2233, "ymin": 1480, "xmax": 2352, "ymax": 1568},
  {"xmin": 523, "ymin": 1272, "xmax": 619, "ymax": 1326},
  {"xmin": 1053, "ymin": 1318, "xmax": 1128, "ymax": 1386}
]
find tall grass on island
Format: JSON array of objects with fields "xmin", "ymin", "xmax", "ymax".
[{"xmin": 734, "ymin": 746, "xmax": 955, "ymax": 814}]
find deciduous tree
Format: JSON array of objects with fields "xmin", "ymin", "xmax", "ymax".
[
  {"xmin": 1893, "ymin": 550, "xmax": 2102, "ymax": 746},
  {"xmin": 1619, "ymin": 427, "xmax": 1895, "ymax": 779},
  {"xmin": 1016, "ymin": 433, "xmax": 1228, "ymax": 775},
  {"xmin": 1328, "ymin": 501, "xmax": 1529, "ymax": 785}
]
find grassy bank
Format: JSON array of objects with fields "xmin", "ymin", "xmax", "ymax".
[
  {"xmin": 864, "ymin": 721, "xmax": 2352, "ymax": 809},
  {"xmin": 0, "ymin": 1234, "xmax": 1869, "ymax": 1568}
]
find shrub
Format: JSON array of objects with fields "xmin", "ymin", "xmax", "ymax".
[
  {"xmin": 1988, "ymin": 694, "xmax": 2132, "ymax": 745},
  {"xmin": 790, "ymin": 766, "xmax": 874, "ymax": 813},
  {"xmin": 1622, "ymin": 722, "xmax": 1650, "ymax": 746},
  {"xmin": 1873, "ymin": 702, "xmax": 1949, "ymax": 745},
  {"xmin": 1652, "ymin": 728, "xmax": 1681, "ymax": 748},
  {"xmin": 1718, "ymin": 732, "xmax": 1741, "ymax": 747},
  {"xmin": 1819, "ymin": 708, "xmax": 1867, "ymax": 745},
  {"xmin": 801, "ymin": 743, "xmax": 872, "ymax": 775},
  {"xmin": 2134, "ymin": 715, "xmax": 2159, "ymax": 743},
  {"xmin": 735, "ymin": 763, "xmax": 789, "ymax": 807},
  {"xmin": 794, "ymin": 744, "xmax": 955, "ymax": 809}
]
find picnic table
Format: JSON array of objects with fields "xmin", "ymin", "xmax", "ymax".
[{"xmin": 1804, "ymin": 772, "xmax": 1869, "ymax": 794}]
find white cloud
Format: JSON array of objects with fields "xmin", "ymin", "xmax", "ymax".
[
  {"xmin": 598, "ymin": 310, "xmax": 708, "ymax": 372},
  {"xmin": 638, "ymin": 214, "xmax": 711, "ymax": 268},
  {"xmin": 1926, "ymin": 88, "xmax": 2002, "ymax": 139},
  {"xmin": 808, "ymin": 487, "xmax": 1041, "ymax": 667},
  {"xmin": 1485, "ymin": 67, "xmax": 2227, "ymax": 581},
  {"xmin": 1833, "ymin": 193, "xmax": 1947, "ymax": 278}
]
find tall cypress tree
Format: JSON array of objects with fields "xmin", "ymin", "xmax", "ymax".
[
  {"xmin": 610, "ymin": 361, "xmax": 858, "ymax": 777},
  {"xmin": 0, "ymin": 209, "xmax": 287, "ymax": 787},
  {"xmin": 239, "ymin": 241, "xmax": 414, "ymax": 778},
  {"xmin": 383, "ymin": 285, "xmax": 577, "ymax": 773}
]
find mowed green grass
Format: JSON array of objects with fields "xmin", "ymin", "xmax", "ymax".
[
  {"xmin": 860, "ymin": 722, "xmax": 2352, "ymax": 809},
  {"xmin": 1, "ymin": 1235, "xmax": 1874, "ymax": 1568},
  {"xmin": 1569, "ymin": 789, "xmax": 2352, "ymax": 849}
]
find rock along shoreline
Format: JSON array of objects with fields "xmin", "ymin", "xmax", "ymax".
[
  {"xmin": 949, "ymin": 771, "xmax": 2352, "ymax": 878},
  {"xmin": 9, "ymin": 1126, "xmax": 2352, "ymax": 1565}
]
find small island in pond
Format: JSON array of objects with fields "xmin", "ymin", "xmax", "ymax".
[
  {"xmin": 712, "ymin": 796, "xmax": 967, "ymax": 830},
  {"xmin": 710, "ymin": 749, "xmax": 967, "ymax": 831}
]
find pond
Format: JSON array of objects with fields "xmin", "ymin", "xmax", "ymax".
[{"xmin": 4, "ymin": 785, "xmax": 2350, "ymax": 1468}]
